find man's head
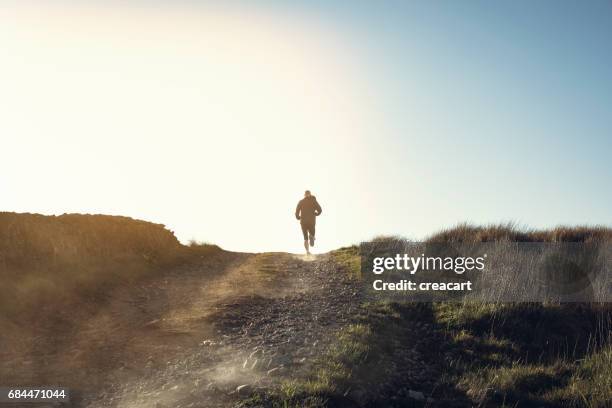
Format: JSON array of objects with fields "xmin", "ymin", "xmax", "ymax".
[{"xmin": 304, "ymin": 190, "xmax": 311, "ymax": 197}]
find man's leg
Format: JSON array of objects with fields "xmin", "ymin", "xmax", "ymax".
[
  {"xmin": 301, "ymin": 222, "xmax": 310, "ymax": 254},
  {"xmin": 309, "ymin": 223, "xmax": 316, "ymax": 247}
]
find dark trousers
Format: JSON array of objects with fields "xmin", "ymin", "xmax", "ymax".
[{"xmin": 300, "ymin": 220, "xmax": 315, "ymax": 241}]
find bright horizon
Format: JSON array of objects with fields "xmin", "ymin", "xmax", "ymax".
[{"xmin": 2, "ymin": 1, "xmax": 611, "ymax": 253}]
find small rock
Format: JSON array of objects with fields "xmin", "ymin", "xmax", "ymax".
[
  {"xmin": 267, "ymin": 366, "xmax": 283, "ymax": 376},
  {"xmin": 408, "ymin": 390, "xmax": 425, "ymax": 401},
  {"xmin": 236, "ymin": 384, "xmax": 252, "ymax": 395}
]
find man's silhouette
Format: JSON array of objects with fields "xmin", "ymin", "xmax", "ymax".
[{"xmin": 295, "ymin": 190, "xmax": 322, "ymax": 255}]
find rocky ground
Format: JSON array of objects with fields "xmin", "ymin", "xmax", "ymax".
[{"xmin": 77, "ymin": 252, "xmax": 361, "ymax": 408}]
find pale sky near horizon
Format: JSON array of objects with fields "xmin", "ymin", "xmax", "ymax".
[{"xmin": 1, "ymin": 1, "xmax": 611, "ymax": 253}]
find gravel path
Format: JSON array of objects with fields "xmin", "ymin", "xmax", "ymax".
[{"xmin": 82, "ymin": 252, "xmax": 361, "ymax": 408}]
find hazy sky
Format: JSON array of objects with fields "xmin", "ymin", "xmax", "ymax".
[{"xmin": 1, "ymin": 1, "xmax": 611, "ymax": 253}]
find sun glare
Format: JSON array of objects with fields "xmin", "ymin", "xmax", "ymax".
[{"xmin": 0, "ymin": 2, "xmax": 377, "ymax": 253}]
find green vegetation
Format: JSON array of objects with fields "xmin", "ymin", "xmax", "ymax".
[
  {"xmin": 436, "ymin": 302, "xmax": 611, "ymax": 407},
  {"xmin": 243, "ymin": 224, "xmax": 612, "ymax": 407},
  {"xmin": 330, "ymin": 245, "xmax": 361, "ymax": 278},
  {"xmin": 241, "ymin": 302, "xmax": 441, "ymax": 408}
]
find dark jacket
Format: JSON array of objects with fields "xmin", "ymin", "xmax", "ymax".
[{"xmin": 295, "ymin": 196, "xmax": 322, "ymax": 224}]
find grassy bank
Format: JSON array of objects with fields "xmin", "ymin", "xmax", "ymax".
[
  {"xmin": 243, "ymin": 224, "xmax": 612, "ymax": 407},
  {"xmin": 0, "ymin": 212, "xmax": 218, "ymax": 319}
]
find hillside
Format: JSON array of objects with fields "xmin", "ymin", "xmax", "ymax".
[
  {"xmin": 0, "ymin": 215, "xmax": 610, "ymax": 407},
  {"xmin": 0, "ymin": 212, "xmax": 200, "ymax": 319}
]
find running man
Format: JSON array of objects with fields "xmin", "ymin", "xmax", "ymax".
[{"xmin": 295, "ymin": 190, "xmax": 322, "ymax": 255}]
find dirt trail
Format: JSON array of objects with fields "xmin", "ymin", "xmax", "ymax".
[{"xmin": 6, "ymin": 251, "xmax": 359, "ymax": 408}]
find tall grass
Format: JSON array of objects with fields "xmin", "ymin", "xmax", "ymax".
[
  {"xmin": 426, "ymin": 222, "xmax": 612, "ymax": 243},
  {"xmin": 258, "ymin": 224, "xmax": 612, "ymax": 407},
  {"xmin": 427, "ymin": 224, "xmax": 612, "ymax": 406}
]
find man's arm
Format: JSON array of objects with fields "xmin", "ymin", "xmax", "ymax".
[
  {"xmin": 314, "ymin": 199, "xmax": 322, "ymax": 216},
  {"xmin": 295, "ymin": 201, "xmax": 302, "ymax": 220}
]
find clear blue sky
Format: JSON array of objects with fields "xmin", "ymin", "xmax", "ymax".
[
  {"xmin": 368, "ymin": 1, "xmax": 610, "ymax": 221},
  {"xmin": 284, "ymin": 0, "xmax": 612, "ymax": 235},
  {"xmin": 1, "ymin": 1, "xmax": 610, "ymax": 252}
]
